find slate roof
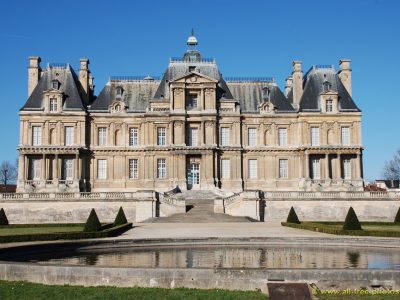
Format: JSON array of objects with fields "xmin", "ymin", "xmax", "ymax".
[
  {"xmin": 226, "ymin": 81, "xmax": 295, "ymax": 113},
  {"xmin": 21, "ymin": 64, "xmax": 87, "ymax": 111},
  {"xmin": 299, "ymin": 66, "xmax": 360, "ymax": 112},
  {"xmin": 89, "ymin": 78, "xmax": 160, "ymax": 112}
]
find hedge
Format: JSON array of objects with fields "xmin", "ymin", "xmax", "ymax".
[
  {"xmin": 281, "ymin": 222, "xmax": 400, "ymax": 238},
  {"xmin": 0, "ymin": 223, "xmax": 133, "ymax": 243}
]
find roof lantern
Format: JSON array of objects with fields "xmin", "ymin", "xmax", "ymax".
[{"xmin": 187, "ymin": 29, "xmax": 198, "ymax": 47}]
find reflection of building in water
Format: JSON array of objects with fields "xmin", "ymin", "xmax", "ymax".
[{"xmin": 38, "ymin": 246, "xmax": 400, "ymax": 269}]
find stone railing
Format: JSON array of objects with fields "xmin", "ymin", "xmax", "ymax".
[
  {"xmin": 0, "ymin": 191, "xmax": 157, "ymax": 201},
  {"xmin": 265, "ymin": 191, "xmax": 400, "ymax": 200},
  {"xmin": 222, "ymin": 192, "xmax": 242, "ymax": 207},
  {"xmin": 158, "ymin": 193, "xmax": 185, "ymax": 207}
]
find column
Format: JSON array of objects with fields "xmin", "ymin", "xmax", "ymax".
[
  {"xmin": 336, "ymin": 153, "xmax": 341, "ymax": 179},
  {"xmin": 74, "ymin": 153, "xmax": 79, "ymax": 180},
  {"xmin": 305, "ymin": 153, "xmax": 309, "ymax": 178},
  {"xmin": 357, "ymin": 153, "xmax": 362, "ymax": 179},
  {"xmin": 200, "ymin": 121, "xmax": 204, "ymax": 145},
  {"xmin": 54, "ymin": 154, "xmax": 59, "ymax": 180},
  {"xmin": 325, "ymin": 153, "xmax": 330, "ymax": 179},
  {"xmin": 41, "ymin": 154, "xmax": 46, "ymax": 181},
  {"xmin": 18, "ymin": 154, "xmax": 25, "ymax": 182}
]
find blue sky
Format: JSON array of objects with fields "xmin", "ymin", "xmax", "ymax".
[{"xmin": 0, "ymin": 0, "xmax": 398, "ymax": 181}]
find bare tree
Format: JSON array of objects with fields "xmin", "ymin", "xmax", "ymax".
[
  {"xmin": 382, "ymin": 148, "xmax": 400, "ymax": 180},
  {"xmin": 0, "ymin": 160, "xmax": 17, "ymax": 192}
]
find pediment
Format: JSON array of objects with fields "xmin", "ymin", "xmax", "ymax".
[
  {"xmin": 170, "ymin": 71, "xmax": 218, "ymax": 84},
  {"xmin": 259, "ymin": 101, "xmax": 276, "ymax": 114}
]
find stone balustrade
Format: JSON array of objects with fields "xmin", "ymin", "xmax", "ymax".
[{"xmin": 0, "ymin": 191, "xmax": 157, "ymax": 201}]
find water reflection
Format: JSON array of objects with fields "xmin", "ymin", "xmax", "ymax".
[{"xmin": 23, "ymin": 245, "xmax": 400, "ymax": 269}]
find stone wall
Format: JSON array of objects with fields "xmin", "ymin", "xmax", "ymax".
[{"xmin": 0, "ymin": 263, "xmax": 398, "ymax": 291}]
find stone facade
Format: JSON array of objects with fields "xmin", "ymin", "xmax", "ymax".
[{"xmin": 17, "ymin": 33, "xmax": 363, "ymax": 193}]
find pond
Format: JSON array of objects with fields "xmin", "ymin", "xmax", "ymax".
[{"xmin": 6, "ymin": 244, "xmax": 400, "ymax": 269}]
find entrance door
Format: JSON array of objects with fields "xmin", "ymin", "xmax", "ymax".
[{"xmin": 187, "ymin": 162, "xmax": 200, "ymax": 189}]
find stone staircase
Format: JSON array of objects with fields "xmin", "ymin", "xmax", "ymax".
[{"xmin": 146, "ymin": 190, "xmax": 255, "ymax": 223}]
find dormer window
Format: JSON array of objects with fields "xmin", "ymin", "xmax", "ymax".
[
  {"xmin": 263, "ymin": 86, "xmax": 271, "ymax": 99},
  {"xmin": 189, "ymin": 66, "xmax": 195, "ymax": 72},
  {"xmin": 116, "ymin": 86, "xmax": 123, "ymax": 98},
  {"xmin": 50, "ymin": 98, "xmax": 58, "ymax": 112},
  {"xmin": 326, "ymin": 99, "xmax": 333, "ymax": 112},
  {"xmin": 52, "ymin": 80, "xmax": 59, "ymax": 90},
  {"xmin": 323, "ymin": 80, "xmax": 331, "ymax": 92}
]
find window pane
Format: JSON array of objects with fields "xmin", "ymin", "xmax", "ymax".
[
  {"xmin": 279, "ymin": 159, "xmax": 288, "ymax": 179},
  {"xmin": 97, "ymin": 159, "xmax": 107, "ymax": 179},
  {"xmin": 62, "ymin": 158, "xmax": 73, "ymax": 180},
  {"xmin": 129, "ymin": 128, "xmax": 138, "ymax": 146},
  {"xmin": 64, "ymin": 127, "xmax": 74, "ymax": 146},
  {"xmin": 32, "ymin": 126, "xmax": 42, "ymax": 146},
  {"xmin": 157, "ymin": 127, "xmax": 166, "ymax": 145},
  {"xmin": 30, "ymin": 158, "xmax": 41, "ymax": 180},
  {"xmin": 341, "ymin": 127, "xmax": 350, "ymax": 146},
  {"xmin": 326, "ymin": 100, "xmax": 333, "ymax": 112},
  {"xmin": 50, "ymin": 99, "xmax": 57, "ymax": 112},
  {"xmin": 311, "ymin": 158, "xmax": 320, "ymax": 179},
  {"xmin": 311, "ymin": 127, "xmax": 320, "ymax": 146},
  {"xmin": 343, "ymin": 159, "xmax": 351, "ymax": 179},
  {"xmin": 248, "ymin": 128, "xmax": 257, "ymax": 146},
  {"xmin": 129, "ymin": 159, "xmax": 138, "ymax": 179},
  {"xmin": 248, "ymin": 159, "xmax": 257, "ymax": 179},
  {"xmin": 187, "ymin": 94, "xmax": 198, "ymax": 109},
  {"xmin": 221, "ymin": 159, "xmax": 230, "ymax": 179},
  {"xmin": 188, "ymin": 128, "xmax": 198, "ymax": 146},
  {"xmin": 157, "ymin": 159, "xmax": 166, "ymax": 178},
  {"xmin": 278, "ymin": 128, "xmax": 287, "ymax": 146},
  {"xmin": 220, "ymin": 127, "xmax": 230, "ymax": 146},
  {"xmin": 98, "ymin": 127, "xmax": 107, "ymax": 146}
]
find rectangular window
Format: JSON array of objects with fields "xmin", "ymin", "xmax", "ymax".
[
  {"xmin": 341, "ymin": 127, "xmax": 350, "ymax": 146},
  {"xmin": 343, "ymin": 159, "xmax": 351, "ymax": 179},
  {"xmin": 220, "ymin": 127, "xmax": 230, "ymax": 146},
  {"xmin": 311, "ymin": 158, "xmax": 320, "ymax": 179},
  {"xmin": 97, "ymin": 159, "xmax": 107, "ymax": 179},
  {"xmin": 157, "ymin": 127, "xmax": 166, "ymax": 145},
  {"xmin": 64, "ymin": 126, "xmax": 74, "ymax": 146},
  {"xmin": 98, "ymin": 127, "xmax": 107, "ymax": 146},
  {"xmin": 188, "ymin": 128, "xmax": 198, "ymax": 146},
  {"xmin": 50, "ymin": 98, "xmax": 58, "ymax": 112},
  {"xmin": 129, "ymin": 159, "xmax": 138, "ymax": 179},
  {"xmin": 62, "ymin": 158, "xmax": 73, "ymax": 180},
  {"xmin": 29, "ymin": 158, "xmax": 41, "ymax": 180},
  {"xmin": 32, "ymin": 126, "xmax": 42, "ymax": 146},
  {"xmin": 221, "ymin": 159, "xmax": 230, "ymax": 179},
  {"xmin": 129, "ymin": 128, "xmax": 139, "ymax": 146},
  {"xmin": 279, "ymin": 159, "xmax": 288, "ymax": 179},
  {"xmin": 187, "ymin": 94, "xmax": 198, "ymax": 109},
  {"xmin": 326, "ymin": 100, "xmax": 333, "ymax": 112},
  {"xmin": 311, "ymin": 127, "xmax": 320, "ymax": 146},
  {"xmin": 248, "ymin": 159, "xmax": 258, "ymax": 179},
  {"xmin": 248, "ymin": 128, "xmax": 257, "ymax": 146},
  {"xmin": 157, "ymin": 159, "xmax": 166, "ymax": 179},
  {"xmin": 278, "ymin": 128, "xmax": 287, "ymax": 146}
]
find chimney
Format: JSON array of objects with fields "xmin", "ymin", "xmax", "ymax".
[
  {"xmin": 338, "ymin": 59, "xmax": 352, "ymax": 96},
  {"xmin": 285, "ymin": 76, "xmax": 293, "ymax": 98},
  {"xmin": 292, "ymin": 60, "xmax": 303, "ymax": 105},
  {"xmin": 28, "ymin": 56, "xmax": 41, "ymax": 97},
  {"xmin": 79, "ymin": 58, "xmax": 90, "ymax": 102}
]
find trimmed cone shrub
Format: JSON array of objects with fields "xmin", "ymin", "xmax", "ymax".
[
  {"xmin": 394, "ymin": 207, "xmax": 400, "ymax": 224},
  {"xmin": 83, "ymin": 209, "xmax": 102, "ymax": 232},
  {"xmin": 0, "ymin": 208, "xmax": 9, "ymax": 225},
  {"xmin": 113, "ymin": 207, "xmax": 128, "ymax": 226},
  {"xmin": 343, "ymin": 207, "xmax": 362, "ymax": 230},
  {"xmin": 286, "ymin": 207, "xmax": 301, "ymax": 224}
]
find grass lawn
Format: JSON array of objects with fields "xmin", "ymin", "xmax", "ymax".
[
  {"xmin": 0, "ymin": 226, "xmax": 83, "ymax": 236},
  {"xmin": 0, "ymin": 281, "xmax": 266, "ymax": 300},
  {"xmin": 282, "ymin": 222, "xmax": 400, "ymax": 237},
  {"xmin": 0, "ymin": 281, "xmax": 399, "ymax": 300}
]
